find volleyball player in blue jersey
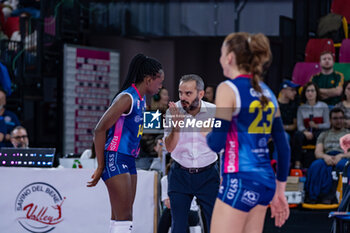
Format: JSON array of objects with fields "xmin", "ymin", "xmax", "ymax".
[
  {"xmin": 206, "ymin": 33, "xmax": 290, "ymax": 233},
  {"xmin": 87, "ymin": 54, "xmax": 164, "ymax": 233}
]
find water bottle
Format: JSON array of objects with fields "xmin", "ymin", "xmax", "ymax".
[{"xmin": 309, "ymin": 114, "xmax": 313, "ymax": 133}]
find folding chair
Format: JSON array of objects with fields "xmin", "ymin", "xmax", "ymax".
[
  {"xmin": 292, "ymin": 62, "xmax": 321, "ymax": 86},
  {"xmin": 332, "ymin": 0, "xmax": 350, "ymax": 24},
  {"xmin": 317, "ymin": 13, "xmax": 348, "ymax": 48},
  {"xmin": 334, "ymin": 63, "xmax": 350, "ymax": 81},
  {"xmin": 334, "ymin": 17, "xmax": 349, "ymax": 48},
  {"xmin": 3, "ymin": 17, "xmax": 19, "ymax": 38},
  {"xmin": 305, "ymin": 39, "xmax": 335, "ymax": 62}
]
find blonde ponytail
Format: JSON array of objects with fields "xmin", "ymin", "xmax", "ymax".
[
  {"xmin": 248, "ymin": 33, "xmax": 272, "ymax": 107},
  {"xmin": 223, "ymin": 32, "xmax": 272, "ymax": 107}
]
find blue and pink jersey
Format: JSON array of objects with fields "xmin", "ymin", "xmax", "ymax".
[
  {"xmin": 222, "ymin": 75, "xmax": 279, "ymax": 187},
  {"xmin": 104, "ymin": 84, "xmax": 146, "ymax": 157}
]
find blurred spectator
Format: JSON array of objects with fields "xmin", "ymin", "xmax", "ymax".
[
  {"xmin": 11, "ymin": 2, "xmax": 40, "ymax": 19},
  {"xmin": 335, "ymin": 81, "xmax": 350, "ymax": 128},
  {"xmin": 149, "ymin": 135, "xmax": 167, "ymax": 172},
  {"xmin": 2, "ymin": 12, "xmax": 37, "ymax": 51},
  {"xmin": 0, "ymin": 88, "xmax": 20, "ymax": 147},
  {"xmin": 140, "ymin": 87, "xmax": 169, "ymax": 158},
  {"xmin": 268, "ymin": 80, "xmax": 299, "ymax": 162},
  {"xmin": 149, "ymin": 135, "xmax": 163, "ymax": 171},
  {"xmin": 2, "ymin": 1, "xmax": 19, "ymax": 19},
  {"xmin": 203, "ymin": 85, "xmax": 216, "ymax": 103},
  {"xmin": 10, "ymin": 125, "xmax": 28, "ymax": 148},
  {"xmin": 0, "ymin": 61, "xmax": 12, "ymax": 96},
  {"xmin": 278, "ymin": 80, "xmax": 299, "ymax": 136},
  {"xmin": 305, "ymin": 108, "xmax": 349, "ymax": 204},
  {"xmin": 310, "ymin": 51, "xmax": 344, "ymax": 106},
  {"xmin": 0, "ymin": 114, "xmax": 6, "ymax": 146},
  {"xmin": 149, "ymin": 87, "xmax": 169, "ymax": 114},
  {"xmin": 293, "ymin": 82, "xmax": 330, "ymax": 168}
]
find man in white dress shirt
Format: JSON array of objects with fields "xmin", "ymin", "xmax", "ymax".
[{"xmin": 164, "ymin": 74, "xmax": 220, "ymax": 233}]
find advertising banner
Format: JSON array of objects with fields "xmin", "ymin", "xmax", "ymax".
[{"xmin": 0, "ymin": 168, "xmax": 155, "ymax": 233}]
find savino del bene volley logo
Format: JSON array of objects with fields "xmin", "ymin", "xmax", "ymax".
[{"xmin": 15, "ymin": 182, "xmax": 66, "ymax": 232}]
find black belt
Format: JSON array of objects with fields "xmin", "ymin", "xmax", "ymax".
[{"xmin": 175, "ymin": 161, "xmax": 215, "ymax": 174}]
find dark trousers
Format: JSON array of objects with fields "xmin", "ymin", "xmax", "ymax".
[
  {"xmin": 168, "ymin": 162, "xmax": 220, "ymax": 233},
  {"xmin": 157, "ymin": 207, "xmax": 199, "ymax": 233},
  {"xmin": 306, "ymin": 151, "xmax": 348, "ymax": 201},
  {"xmin": 292, "ymin": 130, "xmax": 323, "ymax": 166}
]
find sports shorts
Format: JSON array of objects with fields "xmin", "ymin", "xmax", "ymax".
[
  {"xmin": 217, "ymin": 173, "xmax": 275, "ymax": 212},
  {"xmin": 101, "ymin": 151, "xmax": 137, "ymax": 181}
]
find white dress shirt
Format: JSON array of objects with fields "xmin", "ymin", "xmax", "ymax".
[{"xmin": 163, "ymin": 100, "xmax": 217, "ymax": 168}]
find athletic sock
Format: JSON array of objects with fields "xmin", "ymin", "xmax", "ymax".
[
  {"xmin": 108, "ymin": 220, "xmax": 114, "ymax": 233},
  {"xmin": 109, "ymin": 220, "xmax": 132, "ymax": 233},
  {"xmin": 129, "ymin": 222, "xmax": 133, "ymax": 232}
]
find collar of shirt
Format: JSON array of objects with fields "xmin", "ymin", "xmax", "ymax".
[{"xmin": 169, "ymin": 100, "xmax": 217, "ymax": 168}]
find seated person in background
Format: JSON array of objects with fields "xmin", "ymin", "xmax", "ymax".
[
  {"xmin": 149, "ymin": 87, "xmax": 169, "ymax": 115},
  {"xmin": 10, "ymin": 125, "xmax": 28, "ymax": 148},
  {"xmin": 139, "ymin": 87, "xmax": 169, "ymax": 158},
  {"xmin": 203, "ymin": 85, "xmax": 216, "ymax": 103},
  {"xmin": 335, "ymin": 81, "xmax": 350, "ymax": 128},
  {"xmin": 149, "ymin": 135, "xmax": 166, "ymax": 172},
  {"xmin": 0, "ymin": 116, "xmax": 6, "ymax": 147},
  {"xmin": 269, "ymin": 79, "xmax": 299, "ymax": 161},
  {"xmin": 5, "ymin": 12, "xmax": 37, "ymax": 50},
  {"xmin": 293, "ymin": 82, "xmax": 330, "ymax": 168},
  {"xmin": 0, "ymin": 88, "xmax": 20, "ymax": 147},
  {"xmin": 305, "ymin": 108, "xmax": 350, "ymax": 204},
  {"xmin": 158, "ymin": 160, "xmax": 199, "ymax": 233},
  {"xmin": 310, "ymin": 51, "xmax": 344, "ymax": 106},
  {"xmin": 278, "ymin": 79, "xmax": 299, "ymax": 137},
  {"xmin": 2, "ymin": 1, "xmax": 18, "ymax": 19}
]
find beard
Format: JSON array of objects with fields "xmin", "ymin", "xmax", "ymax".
[
  {"xmin": 321, "ymin": 63, "xmax": 333, "ymax": 71},
  {"xmin": 16, "ymin": 142, "xmax": 28, "ymax": 148},
  {"xmin": 333, "ymin": 125, "xmax": 343, "ymax": 131},
  {"xmin": 181, "ymin": 96, "xmax": 200, "ymax": 113}
]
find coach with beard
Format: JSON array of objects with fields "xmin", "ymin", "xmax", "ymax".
[{"xmin": 163, "ymin": 74, "xmax": 220, "ymax": 233}]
